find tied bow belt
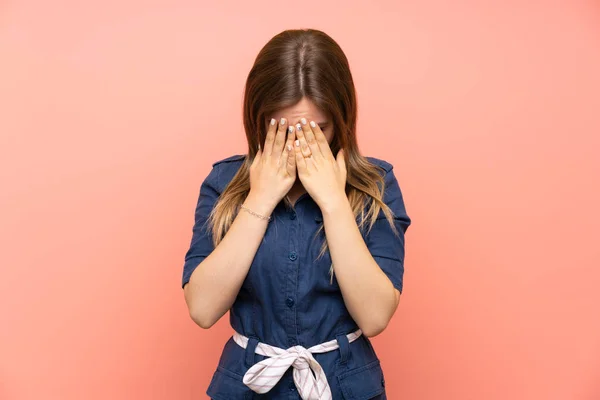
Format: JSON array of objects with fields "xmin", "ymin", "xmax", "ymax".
[{"xmin": 233, "ymin": 329, "xmax": 363, "ymax": 400}]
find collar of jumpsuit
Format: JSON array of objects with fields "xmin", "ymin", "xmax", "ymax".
[{"xmin": 181, "ymin": 154, "xmax": 411, "ymax": 400}]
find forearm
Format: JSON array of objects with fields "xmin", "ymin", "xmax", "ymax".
[
  {"xmin": 321, "ymin": 197, "xmax": 398, "ymax": 337},
  {"xmin": 184, "ymin": 192, "xmax": 274, "ymax": 328}
]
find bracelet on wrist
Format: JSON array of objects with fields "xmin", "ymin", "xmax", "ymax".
[{"xmin": 240, "ymin": 204, "xmax": 272, "ymax": 222}]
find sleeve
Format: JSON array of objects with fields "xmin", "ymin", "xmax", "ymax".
[
  {"xmin": 365, "ymin": 165, "xmax": 412, "ymax": 293},
  {"xmin": 181, "ymin": 164, "xmax": 221, "ymax": 289}
]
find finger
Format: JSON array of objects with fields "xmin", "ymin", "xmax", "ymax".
[
  {"xmin": 252, "ymin": 147, "xmax": 262, "ymax": 168},
  {"xmin": 285, "ymin": 142, "xmax": 296, "ymax": 177},
  {"xmin": 265, "ymin": 117, "xmax": 285, "ymax": 157},
  {"xmin": 294, "ymin": 139, "xmax": 307, "ymax": 173},
  {"xmin": 336, "ymin": 148, "xmax": 346, "ymax": 173},
  {"xmin": 300, "ymin": 118, "xmax": 323, "ymax": 159},
  {"xmin": 309, "ymin": 120, "xmax": 334, "ymax": 160},
  {"xmin": 295, "ymin": 122, "xmax": 312, "ymax": 158},
  {"xmin": 280, "ymin": 125, "xmax": 294, "ymax": 164},
  {"xmin": 282, "ymin": 125, "xmax": 295, "ymax": 157},
  {"xmin": 337, "ymin": 148, "xmax": 347, "ymax": 187},
  {"xmin": 272, "ymin": 117, "xmax": 287, "ymax": 159},
  {"xmin": 283, "ymin": 126, "xmax": 296, "ymax": 177}
]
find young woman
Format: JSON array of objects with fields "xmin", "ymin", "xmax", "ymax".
[{"xmin": 181, "ymin": 29, "xmax": 411, "ymax": 400}]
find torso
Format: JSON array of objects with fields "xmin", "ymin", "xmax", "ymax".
[{"xmin": 198, "ymin": 154, "xmax": 397, "ymax": 400}]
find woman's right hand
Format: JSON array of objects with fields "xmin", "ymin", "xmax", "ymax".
[{"xmin": 246, "ymin": 118, "xmax": 297, "ymax": 213}]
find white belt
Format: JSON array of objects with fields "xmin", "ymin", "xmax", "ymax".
[{"xmin": 232, "ymin": 329, "xmax": 362, "ymax": 400}]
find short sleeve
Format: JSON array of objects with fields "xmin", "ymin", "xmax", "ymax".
[
  {"xmin": 181, "ymin": 164, "xmax": 221, "ymax": 289},
  {"xmin": 365, "ymin": 165, "xmax": 412, "ymax": 293}
]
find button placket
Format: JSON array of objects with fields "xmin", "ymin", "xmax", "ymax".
[{"xmin": 284, "ymin": 204, "xmax": 300, "ymax": 348}]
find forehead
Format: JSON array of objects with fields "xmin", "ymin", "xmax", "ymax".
[{"xmin": 272, "ymin": 97, "xmax": 329, "ymax": 123}]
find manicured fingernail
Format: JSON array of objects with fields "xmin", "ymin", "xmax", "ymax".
[
  {"xmin": 301, "ymin": 118, "xmax": 307, "ymax": 125},
  {"xmin": 288, "ymin": 126, "xmax": 294, "ymax": 133},
  {"xmin": 280, "ymin": 118, "xmax": 286, "ymax": 125},
  {"xmin": 310, "ymin": 121, "xmax": 316, "ymax": 128},
  {"xmin": 287, "ymin": 144, "xmax": 292, "ymax": 151},
  {"xmin": 295, "ymin": 139, "xmax": 300, "ymax": 147},
  {"xmin": 296, "ymin": 123, "xmax": 302, "ymax": 131},
  {"xmin": 270, "ymin": 118, "xmax": 276, "ymax": 125}
]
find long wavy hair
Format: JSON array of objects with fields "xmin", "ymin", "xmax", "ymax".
[{"xmin": 207, "ymin": 29, "xmax": 399, "ymax": 284}]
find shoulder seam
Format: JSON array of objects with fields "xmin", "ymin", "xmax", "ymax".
[
  {"xmin": 366, "ymin": 156, "xmax": 394, "ymax": 174},
  {"xmin": 212, "ymin": 154, "xmax": 246, "ymax": 167}
]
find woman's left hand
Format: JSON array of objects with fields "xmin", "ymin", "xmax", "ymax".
[{"xmin": 293, "ymin": 119, "xmax": 347, "ymax": 212}]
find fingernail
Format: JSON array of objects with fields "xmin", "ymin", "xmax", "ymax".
[
  {"xmin": 270, "ymin": 118, "xmax": 276, "ymax": 125},
  {"xmin": 280, "ymin": 118, "xmax": 286, "ymax": 125},
  {"xmin": 288, "ymin": 126, "xmax": 294, "ymax": 133},
  {"xmin": 296, "ymin": 123, "xmax": 302, "ymax": 131},
  {"xmin": 287, "ymin": 144, "xmax": 292, "ymax": 151},
  {"xmin": 310, "ymin": 121, "xmax": 316, "ymax": 128},
  {"xmin": 301, "ymin": 118, "xmax": 307, "ymax": 125},
  {"xmin": 295, "ymin": 139, "xmax": 300, "ymax": 147}
]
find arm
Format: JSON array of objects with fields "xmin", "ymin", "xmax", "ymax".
[
  {"xmin": 321, "ymin": 192, "xmax": 403, "ymax": 338},
  {"xmin": 322, "ymin": 163, "xmax": 410, "ymax": 337},
  {"xmin": 183, "ymin": 190, "xmax": 274, "ymax": 329}
]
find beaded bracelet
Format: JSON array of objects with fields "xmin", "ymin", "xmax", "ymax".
[{"xmin": 240, "ymin": 204, "xmax": 272, "ymax": 222}]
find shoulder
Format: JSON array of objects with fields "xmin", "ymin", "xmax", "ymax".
[
  {"xmin": 365, "ymin": 156, "xmax": 394, "ymax": 175},
  {"xmin": 365, "ymin": 155, "xmax": 401, "ymax": 192},
  {"xmin": 212, "ymin": 154, "xmax": 247, "ymax": 167},
  {"xmin": 208, "ymin": 154, "xmax": 247, "ymax": 191},
  {"xmin": 365, "ymin": 156, "xmax": 410, "ymax": 221}
]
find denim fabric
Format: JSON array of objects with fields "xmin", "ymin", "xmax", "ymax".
[{"xmin": 182, "ymin": 154, "xmax": 411, "ymax": 399}]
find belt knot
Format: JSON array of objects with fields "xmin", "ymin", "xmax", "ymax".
[{"xmin": 232, "ymin": 329, "xmax": 363, "ymax": 400}]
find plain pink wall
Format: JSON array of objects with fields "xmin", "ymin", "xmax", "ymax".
[{"xmin": 1, "ymin": 1, "xmax": 599, "ymax": 399}]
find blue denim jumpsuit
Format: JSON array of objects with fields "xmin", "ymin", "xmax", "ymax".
[{"xmin": 181, "ymin": 154, "xmax": 411, "ymax": 400}]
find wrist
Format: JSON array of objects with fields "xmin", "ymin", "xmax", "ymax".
[
  {"xmin": 244, "ymin": 191, "xmax": 277, "ymax": 217},
  {"xmin": 319, "ymin": 192, "xmax": 350, "ymax": 217}
]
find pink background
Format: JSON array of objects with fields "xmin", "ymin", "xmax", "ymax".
[{"xmin": 1, "ymin": 1, "xmax": 599, "ymax": 399}]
